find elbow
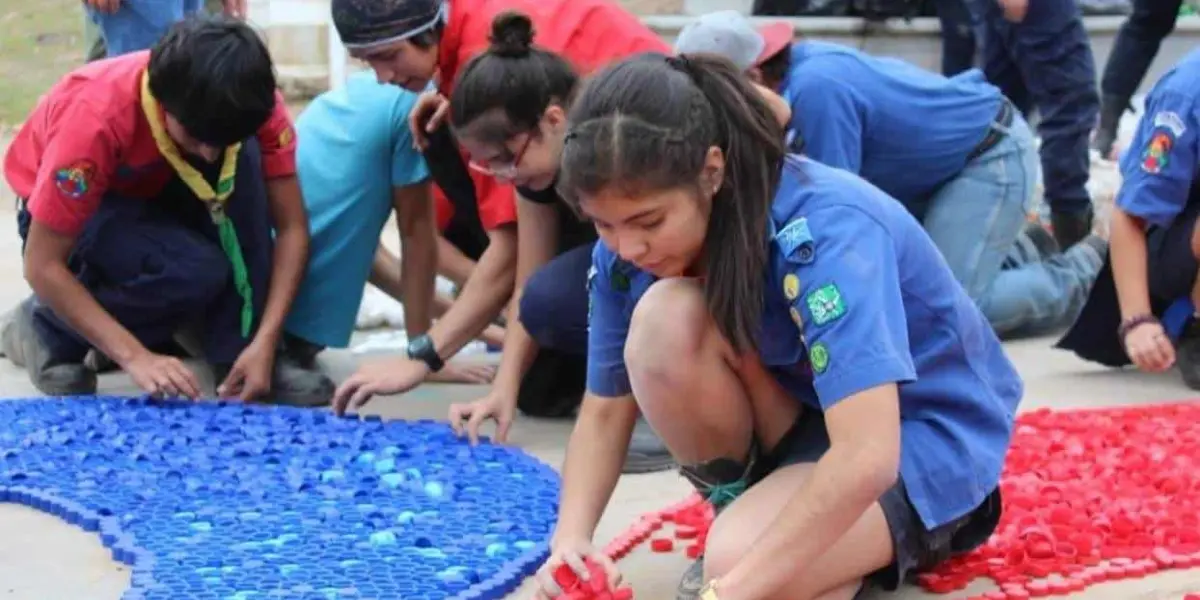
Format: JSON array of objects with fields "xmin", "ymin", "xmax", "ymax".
[{"xmin": 846, "ymin": 440, "xmax": 900, "ymax": 499}]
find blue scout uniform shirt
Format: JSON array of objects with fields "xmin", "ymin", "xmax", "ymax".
[
  {"xmin": 284, "ymin": 72, "xmax": 431, "ymax": 348},
  {"xmin": 586, "ymin": 156, "xmax": 1023, "ymax": 530},
  {"xmin": 1115, "ymin": 48, "xmax": 1200, "ymax": 229},
  {"xmin": 781, "ymin": 41, "xmax": 1005, "ymax": 213}
]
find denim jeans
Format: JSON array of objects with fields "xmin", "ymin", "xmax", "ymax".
[
  {"xmin": 86, "ymin": 0, "xmax": 205, "ymax": 57},
  {"xmin": 923, "ymin": 111, "xmax": 1103, "ymax": 338}
]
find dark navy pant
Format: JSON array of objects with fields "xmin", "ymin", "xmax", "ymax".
[
  {"xmin": 520, "ymin": 243, "xmax": 592, "ymax": 355},
  {"xmin": 513, "ymin": 243, "xmax": 592, "ymax": 417},
  {"xmin": 975, "ymin": 0, "xmax": 1099, "ymax": 215},
  {"xmin": 18, "ymin": 139, "xmax": 274, "ymax": 365},
  {"xmin": 1100, "ymin": 0, "xmax": 1182, "ymax": 103},
  {"xmin": 934, "ymin": 0, "xmax": 979, "ymax": 76}
]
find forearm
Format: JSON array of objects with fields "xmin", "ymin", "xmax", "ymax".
[
  {"xmin": 719, "ymin": 445, "xmax": 896, "ymax": 599},
  {"xmin": 27, "ymin": 264, "xmax": 147, "ymax": 365},
  {"xmin": 426, "ymin": 237, "xmax": 515, "ymax": 359},
  {"xmin": 553, "ymin": 396, "xmax": 639, "ymax": 544},
  {"xmin": 1110, "ymin": 208, "xmax": 1153, "ymax": 320},
  {"xmin": 400, "ymin": 226, "xmax": 438, "ymax": 338}
]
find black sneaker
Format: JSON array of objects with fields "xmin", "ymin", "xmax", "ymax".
[
  {"xmin": 2, "ymin": 297, "xmax": 95, "ymax": 396},
  {"xmin": 1177, "ymin": 321, "xmax": 1200, "ymax": 391},
  {"xmin": 270, "ymin": 351, "xmax": 335, "ymax": 407},
  {"xmin": 1022, "ymin": 221, "xmax": 1060, "ymax": 260},
  {"xmin": 1050, "ymin": 208, "xmax": 1095, "ymax": 250},
  {"xmin": 211, "ymin": 340, "xmax": 334, "ymax": 407},
  {"xmin": 623, "ymin": 418, "xmax": 676, "ymax": 474}
]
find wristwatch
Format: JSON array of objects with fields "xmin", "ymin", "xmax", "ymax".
[
  {"xmin": 699, "ymin": 580, "xmax": 721, "ymax": 600},
  {"xmin": 406, "ymin": 334, "xmax": 445, "ymax": 373}
]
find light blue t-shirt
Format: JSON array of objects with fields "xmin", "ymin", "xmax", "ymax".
[
  {"xmin": 587, "ymin": 156, "xmax": 1022, "ymax": 530},
  {"xmin": 284, "ymin": 72, "xmax": 430, "ymax": 348}
]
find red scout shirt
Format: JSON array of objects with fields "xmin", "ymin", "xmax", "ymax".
[
  {"xmin": 431, "ymin": 0, "xmax": 669, "ymax": 233},
  {"xmin": 2, "ymin": 51, "xmax": 297, "ymax": 238}
]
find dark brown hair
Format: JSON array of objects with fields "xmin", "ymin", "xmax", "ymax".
[
  {"xmin": 558, "ymin": 53, "xmax": 786, "ymax": 352},
  {"xmin": 449, "ymin": 11, "xmax": 578, "ymax": 146}
]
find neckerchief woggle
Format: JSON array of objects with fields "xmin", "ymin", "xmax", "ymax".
[{"xmin": 139, "ymin": 71, "xmax": 253, "ymax": 338}]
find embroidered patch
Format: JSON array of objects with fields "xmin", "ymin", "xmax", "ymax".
[
  {"xmin": 1152, "ymin": 111, "xmax": 1187, "ymax": 137},
  {"xmin": 789, "ymin": 306, "xmax": 803, "ymax": 327},
  {"xmin": 611, "ymin": 269, "xmax": 630, "ymax": 292},
  {"xmin": 805, "ymin": 284, "xmax": 846, "ymax": 325},
  {"xmin": 1141, "ymin": 130, "xmax": 1174, "ymax": 174},
  {"xmin": 783, "ymin": 273, "xmax": 801, "ymax": 300},
  {"xmin": 809, "ymin": 342, "xmax": 830, "ymax": 374},
  {"xmin": 278, "ymin": 125, "xmax": 295, "ymax": 148},
  {"xmin": 54, "ymin": 160, "xmax": 97, "ymax": 200},
  {"xmin": 777, "ymin": 218, "xmax": 815, "ymax": 264}
]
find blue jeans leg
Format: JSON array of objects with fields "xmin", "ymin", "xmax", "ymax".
[
  {"xmin": 87, "ymin": 0, "xmax": 203, "ymax": 57},
  {"xmin": 923, "ymin": 113, "xmax": 1102, "ymax": 337},
  {"xmin": 923, "ymin": 114, "xmax": 1036, "ymax": 309}
]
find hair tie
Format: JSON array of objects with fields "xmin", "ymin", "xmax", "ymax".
[{"xmin": 666, "ymin": 54, "xmax": 691, "ymax": 72}]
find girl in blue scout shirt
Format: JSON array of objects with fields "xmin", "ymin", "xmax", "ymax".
[
  {"xmin": 673, "ymin": 10, "xmax": 1105, "ymax": 342},
  {"xmin": 532, "ymin": 52, "xmax": 1021, "ymax": 600},
  {"xmin": 1058, "ymin": 48, "xmax": 1200, "ymax": 389}
]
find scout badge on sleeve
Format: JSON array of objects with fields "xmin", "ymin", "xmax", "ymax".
[
  {"xmin": 140, "ymin": 71, "xmax": 254, "ymax": 338},
  {"xmin": 1141, "ymin": 110, "xmax": 1187, "ymax": 175}
]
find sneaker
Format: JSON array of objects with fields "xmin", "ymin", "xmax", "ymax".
[
  {"xmin": 1050, "ymin": 208, "xmax": 1095, "ymax": 250},
  {"xmin": 676, "ymin": 556, "xmax": 705, "ymax": 599},
  {"xmin": 623, "ymin": 418, "xmax": 676, "ymax": 474},
  {"xmin": 1022, "ymin": 221, "xmax": 1060, "ymax": 260},
  {"xmin": 270, "ymin": 351, "xmax": 335, "ymax": 407},
  {"xmin": 2, "ymin": 297, "xmax": 95, "ymax": 396}
]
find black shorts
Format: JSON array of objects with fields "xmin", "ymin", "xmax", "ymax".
[
  {"xmin": 1146, "ymin": 199, "xmax": 1200, "ymax": 301},
  {"xmin": 750, "ymin": 409, "xmax": 1002, "ymax": 595}
]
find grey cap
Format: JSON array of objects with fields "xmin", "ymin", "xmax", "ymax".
[{"xmin": 673, "ymin": 10, "xmax": 766, "ymax": 71}]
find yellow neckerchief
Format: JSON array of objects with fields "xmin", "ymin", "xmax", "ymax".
[{"xmin": 139, "ymin": 71, "xmax": 253, "ymax": 338}]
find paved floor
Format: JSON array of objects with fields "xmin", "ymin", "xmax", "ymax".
[{"xmin": 2, "ymin": 156, "xmax": 1200, "ymax": 598}]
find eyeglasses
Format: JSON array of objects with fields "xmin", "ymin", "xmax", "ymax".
[{"xmin": 467, "ymin": 134, "xmax": 533, "ymax": 179}]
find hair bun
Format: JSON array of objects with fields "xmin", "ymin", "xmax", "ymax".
[{"xmin": 489, "ymin": 11, "xmax": 535, "ymax": 58}]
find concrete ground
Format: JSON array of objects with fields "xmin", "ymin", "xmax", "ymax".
[{"xmin": 3, "ymin": 157, "xmax": 1200, "ymax": 598}]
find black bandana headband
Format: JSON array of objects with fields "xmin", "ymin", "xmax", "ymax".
[{"xmin": 331, "ymin": 0, "xmax": 447, "ymax": 50}]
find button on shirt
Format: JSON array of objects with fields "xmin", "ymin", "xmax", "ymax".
[{"xmin": 585, "ymin": 156, "xmax": 1022, "ymax": 529}]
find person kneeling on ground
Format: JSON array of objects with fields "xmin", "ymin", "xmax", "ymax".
[
  {"xmin": 433, "ymin": 11, "xmax": 675, "ymax": 474},
  {"xmin": 675, "ymin": 10, "xmax": 1105, "ymax": 341},
  {"xmin": 1058, "ymin": 48, "xmax": 1200, "ymax": 389},
  {"xmin": 533, "ymin": 53, "xmax": 1021, "ymax": 600},
  {"xmin": 281, "ymin": 70, "xmax": 498, "ymax": 385},
  {"xmin": 1, "ymin": 15, "xmax": 333, "ymax": 405}
]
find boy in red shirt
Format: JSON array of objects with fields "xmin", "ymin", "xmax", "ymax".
[{"xmin": 2, "ymin": 15, "xmax": 333, "ymax": 405}]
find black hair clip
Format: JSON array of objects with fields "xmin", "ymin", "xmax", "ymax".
[
  {"xmin": 666, "ymin": 54, "xmax": 691, "ymax": 72},
  {"xmin": 563, "ymin": 129, "xmax": 579, "ymax": 144}
]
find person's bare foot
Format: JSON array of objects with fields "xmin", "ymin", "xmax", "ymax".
[{"xmin": 425, "ymin": 362, "xmax": 497, "ymax": 384}]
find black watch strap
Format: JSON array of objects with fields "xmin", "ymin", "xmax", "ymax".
[{"xmin": 407, "ymin": 334, "xmax": 445, "ymax": 372}]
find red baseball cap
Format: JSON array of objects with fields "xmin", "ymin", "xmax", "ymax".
[{"xmin": 755, "ymin": 21, "xmax": 794, "ymax": 66}]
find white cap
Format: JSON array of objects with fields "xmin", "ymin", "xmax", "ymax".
[{"xmin": 673, "ymin": 10, "xmax": 766, "ymax": 71}]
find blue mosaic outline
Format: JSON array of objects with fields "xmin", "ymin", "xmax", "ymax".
[{"xmin": 0, "ymin": 396, "xmax": 558, "ymax": 600}]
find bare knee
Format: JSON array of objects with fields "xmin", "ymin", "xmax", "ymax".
[{"xmin": 625, "ymin": 278, "xmax": 714, "ymax": 391}]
